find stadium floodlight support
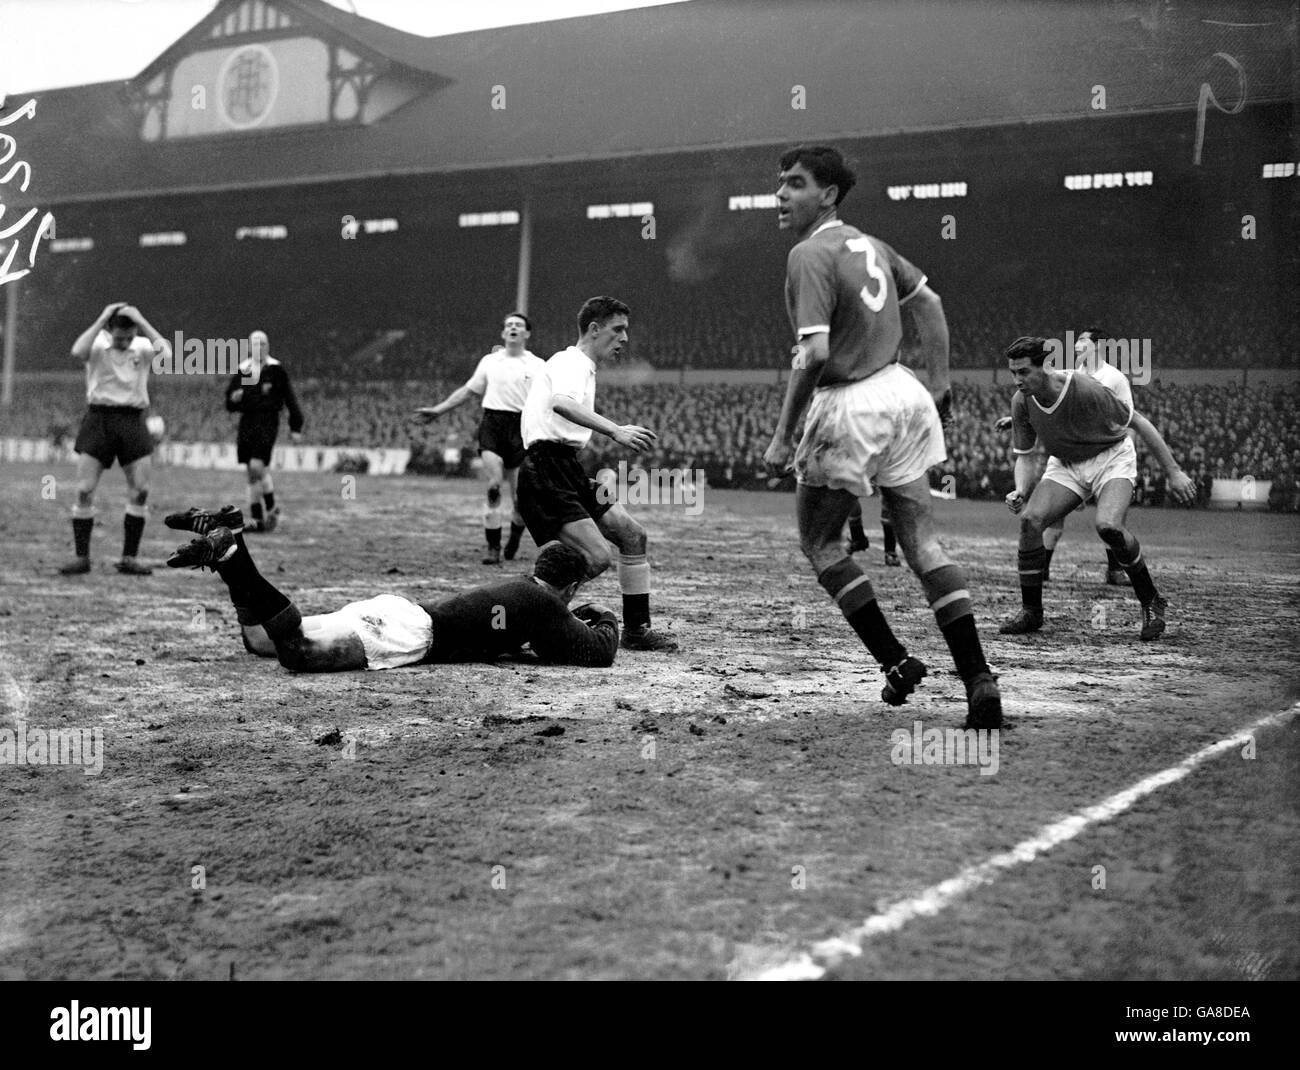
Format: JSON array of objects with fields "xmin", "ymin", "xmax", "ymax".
[
  {"xmin": 1, "ymin": 263, "xmax": 15, "ymax": 409},
  {"xmin": 515, "ymin": 196, "xmax": 532, "ymax": 316}
]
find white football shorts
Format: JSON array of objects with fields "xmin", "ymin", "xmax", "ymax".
[
  {"xmin": 1041, "ymin": 437, "xmax": 1138, "ymax": 503},
  {"xmin": 795, "ymin": 363, "xmax": 947, "ymax": 498},
  {"xmin": 313, "ymin": 594, "xmax": 434, "ymax": 670}
]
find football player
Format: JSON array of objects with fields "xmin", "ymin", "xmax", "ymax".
[
  {"xmin": 415, "ymin": 313, "xmax": 544, "ymax": 563},
  {"xmin": 164, "ymin": 506, "xmax": 618, "ymax": 670},
  {"xmin": 999, "ymin": 336, "xmax": 1195, "ymax": 639},
  {"xmin": 61, "ymin": 302, "xmax": 171, "ymax": 576}
]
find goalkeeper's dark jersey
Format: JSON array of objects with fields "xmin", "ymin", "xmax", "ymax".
[{"xmin": 418, "ymin": 578, "xmax": 618, "ymax": 667}]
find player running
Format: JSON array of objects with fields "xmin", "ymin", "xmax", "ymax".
[
  {"xmin": 61, "ymin": 302, "xmax": 172, "ymax": 576},
  {"xmin": 224, "ymin": 331, "xmax": 304, "ymax": 532},
  {"xmin": 764, "ymin": 145, "xmax": 1001, "ymax": 729},
  {"xmin": 998, "ymin": 336, "xmax": 1195, "ymax": 639},
  {"xmin": 415, "ymin": 313, "xmax": 544, "ymax": 564},
  {"xmin": 993, "ymin": 328, "xmax": 1135, "ymax": 584},
  {"xmin": 517, "ymin": 296, "xmax": 678, "ymax": 652},
  {"xmin": 163, "ymin": 506, "xmax": 618, "ymax": 670}
]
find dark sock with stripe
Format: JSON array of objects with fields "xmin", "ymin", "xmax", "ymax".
[
  {"xmin": 920, "ymin": 564, "xmax": 990, "ymax": 683},
  {"xmin": 1113, "ymin": 537, "xmax": 1158, "ymax": 604},
  {"xmin": 72, "ymin": 517, "xmax": 93, "ymax": 557},
  {"xmin": 1105, "ymin": 547, "xmax": 1121, "ymax": 571},
  {"xmin": 817, "ymin": 558, "xmax": 906, "ymax": 667},
  {"xmin": 849, "ymin": 516, "xmax": 867, "ymax": 541},
  {"xmin": 123, "ymin": 513, "xmax": 145, "ymax": 558},
  {"xmin": 1018, "ymin": 545, "xmax": 1046, "ymax": 610},
  {"xmin": 485, "ymin": 527, "xmax": 502, "ymax": 550}
]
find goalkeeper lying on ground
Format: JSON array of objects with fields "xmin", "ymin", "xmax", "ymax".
[{"xmin": 164, "ymin": 506, "xmax": 619, "ymax": 671}]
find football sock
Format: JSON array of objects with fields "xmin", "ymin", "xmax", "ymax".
[
  {"xmin": 882, "ymin": 518, "xmax": 897, "ymax": 555},
  {"xmin": 618, "ymin": 553, "xmax": 651, "ymax": 631},
  {"xmin": 484, "ymin": 506, "xmax": 502, "ymax": 549},
  {"xmin": 122, "ymin": 503, "xmax": 147, "ymax": 558},
  {"xmin": 248, "ymin": 481, "xmax": 264, "ymax": 525},
  {"xmin": 1018, "ymin": 545, "xmax": 1046, "ymax": 610},
  {"xmin": 1110, "ymin": 536, "xmax": 1158, "ymax": 604},
  {"xmin": 262, "ymin": 474, "xmax": 276, "ymax": 514},
  {"xmin": 920, "ymin": 564, "xmax": 990, "ymax": 682},
  {"xmin": 71, "ymin": 506, "xmax": 94, "ymax": 557},
  {"xmin": 1105, "ymin": 547, "xmax": 1122, "ymax": 571},
  {"xmin": 505, "ymin": 522, "xmax": 525, "ymax": 553},
  {"xmin": 817, "ymin": 557, "xmax": 906, "ymax": 667},
  {"xmin": 214, "ymin": 541, "xmax": 295, "ymax": 628}
]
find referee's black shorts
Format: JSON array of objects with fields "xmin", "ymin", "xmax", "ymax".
[
  {"xmin": 477, "ymin": 408, "xmax": 525, "ymax": 469},
  {"xmin": 236, "ymin": 416, "xmax": 279, "ymax": 464},
  {"xmin": 74, "ymin": 405, "xmax": 153, "ymax": 469},
  {"xmin": 517, "ymin": 441, "xmax": 613, "ymax": 546}
]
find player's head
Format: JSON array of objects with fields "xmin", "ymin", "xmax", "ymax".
[
  {"xmin": 532, "ymin": 542, "xmax": 589, "ymax": 601},
  {"xmin": 1004, "ymin": 336, "xmax": 1052, "ymax": 394},
  {"xmin": 777, "ymin": 145, "xmax": 856, "ymax": 233},
  {"xmin": 502, "ymin": 312, "xmax": 531, "ymax": 347},
  {"xmin": 577, "ymin": 296, "xmax": 630, "ymax": 362},
  {"xmin": 249, "ymin": 330, "xmax": 269, "ymax": 360},
  {"xmin": 106, "ymin": 309, "xmax": 137, "ymax": 349},
  {"xmin": 1074, "ymin": 327, "xmax": 1107, "ymax": 369}
]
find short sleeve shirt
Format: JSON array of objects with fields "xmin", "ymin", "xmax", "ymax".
[
  {"xmin": 521, "ymin": 346, "xmax": 597, "ymax": 449},
  {"xmin": 466, "ymin": 350, "xmax": 545, "ymax": 412},
  {"xmin": 1012, "ymin": 371, "xmax": 1134, "ymax": 464},
  {"xmin": 85, "ymin": 333, "xmax": 153, "ymax": 408},
  {"xmin": 785, "ymin": 219, "xmax": 928, "ymax": 386}
]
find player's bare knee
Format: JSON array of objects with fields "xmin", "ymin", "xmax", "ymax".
[
  {"xmin": 1020, "ymin": 512, "xmax": 1048, "ymax": 538},
  {"xmin": 76, "ymin": 488, "xmax": 95, "ymax": 508},
  {"xmin": 130, "ymin": 487, "xmax": 148, "ymax": 507}
]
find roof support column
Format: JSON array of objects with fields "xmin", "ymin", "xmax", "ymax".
[
  {"xmin": 514, "ymin": 194, "xmax": 532, "ymax": 316},
  {"xmin": 1, "ymin": 273, "xmax": 16, "ymax": 409}
]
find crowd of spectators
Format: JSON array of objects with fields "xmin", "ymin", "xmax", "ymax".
[{"xmin": 16, "ymin": 376, "xmax": 1300, "ymax": 511}]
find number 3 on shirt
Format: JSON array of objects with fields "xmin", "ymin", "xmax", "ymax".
[{"xmin": 845, "ymin": 237, "xmax": 888, "ymax": 313}]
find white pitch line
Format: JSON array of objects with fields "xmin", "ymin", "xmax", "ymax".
[{"xmin": 745, "ymin": 703, "xmax": 1300, "ymax": 982}]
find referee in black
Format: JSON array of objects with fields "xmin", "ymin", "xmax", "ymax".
[
  {"xmin": 61, "ymin": 301, "xmax": 170, "ymax": 576},
  {"xmin": 225, "ymin": 330, "xmax": 304, "ymax": 532}
]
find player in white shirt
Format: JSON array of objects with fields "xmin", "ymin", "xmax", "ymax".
[
  {"xmin": 994, "ymin": 328, "xmax": 1137, "ymax": 585},
  {"xmin": 415, "ymin": 313, "xmax": 545, "ymax": 563},
  {"xmin": 516, "ymin": 296, "xmax": 678, "ymax": 652},
  {"xmin": 61, "ymin": 302, "xmax": 171, "ymax": 576}
]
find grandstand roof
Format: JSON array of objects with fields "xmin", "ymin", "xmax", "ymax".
[{"xmin": 12, "ymin": 0, "xmax": 1298, "ymax": 207}]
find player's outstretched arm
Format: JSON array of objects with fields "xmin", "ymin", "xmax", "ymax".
[
  {"xmin": 902, "ymin": 284, "xmax": 952, "ymax": 408},
  {"xmin": 413, "ymin": 380, "xmax": 480, "ymax": 421},
  {"xmin": 530, "ymin": 600, "xmax": 619, "ymax": 667},
  {"xmin": 551, "ymin": 397, "xmax": 656, "ymax": 452},
  {"xmin": 71, "ymin": 303, "xmax": 124, "ymax": 360},
  {"xmin": 1129, "ymin": 411, "xmax": 1195, "ymax": 504}
]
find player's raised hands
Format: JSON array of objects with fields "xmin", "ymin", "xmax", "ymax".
[
  {"xmin": 612, "ymin": 424, "xmax": 656, "ymax": 452},
  {"xmin": 993, "ymin": 415, "xmax": 1013, "ymax": 433},
  {"xmin": 1166, "ymin": 468, "xmax": 1196, "ymax": 505},
  {"xmin": 101, "ymin": 302, "xmax": 128, "ymax": 321},
  {"xmin": 1005, "ymin": 490, "xmax": 1025, "ymax": 514},
  {"xmin": 117, "ymin": 305, "xmax": 141, "ymax": 323}
]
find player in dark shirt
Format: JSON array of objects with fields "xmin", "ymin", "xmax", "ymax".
[
  {"xmin": 225, "ymin": 331, "xmax": 304, "ymax": 532},
  {"xmin": 162, "ymin": 506, "xmax": 618, "ymax": 671}
]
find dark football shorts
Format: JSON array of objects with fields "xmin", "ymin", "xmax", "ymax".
[
  {"xmin": 236, "ymin": 417, "xmax": 279, "ymax": 464},
  {"xmin": 517, "ymin": 441, "xmax": 613, "ymax": 546},
  {"xmin": 478, "ymin": 408, "xmax": 526, "ymax": 469},
  {"xmin": 74, "ymin": 406, "xmax": 153, "ymax": 469}
]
